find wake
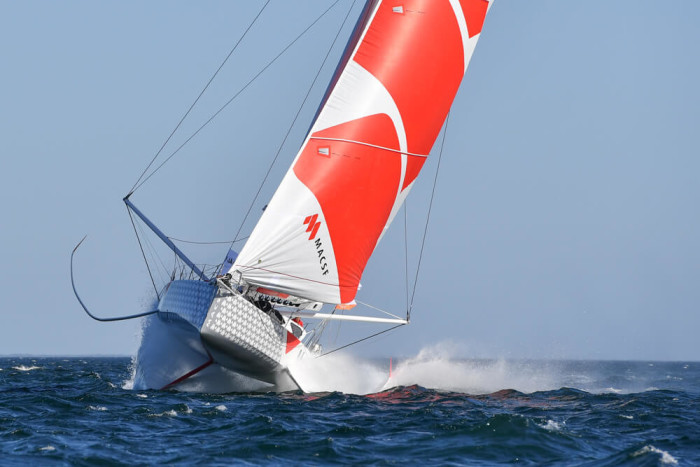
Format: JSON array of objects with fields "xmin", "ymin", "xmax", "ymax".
[
  {"xmin": 289, "ymin": 344, "xmax": 560, "ymax": 395},
  {"xmin": 126, "ymin": 317, "xmax": 650, "ymax": 396}
]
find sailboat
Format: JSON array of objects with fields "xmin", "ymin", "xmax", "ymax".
[{"xmin": 72, "ymin": 0, "xmax": 495, "ymax": 392}]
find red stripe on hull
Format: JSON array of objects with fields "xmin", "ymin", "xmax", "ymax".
[{"xmin": 160, "ymin": 355, "xmax": 214, "ymax": 390}]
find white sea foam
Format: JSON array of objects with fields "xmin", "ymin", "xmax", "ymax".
[
  {"xmin": 88, "ymin": 405, "xmax": 107, "ymax": 412},
  {"xmin": 13, "ymin": 365, "xmax": 41, "ymax": 372},
  {"xmin": 539, "ymin": 420, "xmax": 564, "ymax": 432},
  {"xmin": 150, "ymin": 410, "xmax": 178, "ymax": 417},
  {"xmin": 383, "ymin": 343, "xmax": 559, "ymax": 394},
  {"xmin": 633, "ymin": 445, "xmax": 678, "ymax": 465},
  {"xmin": 287, "ymin": 342, "xmax": 565, "ymax": 395},
  {"xmin": 39, "ymin": 446, "xmax": 56, "ymax": 452},
  {"xmin": 215, "ymin": 405, "xmax": 227, "ymax": 412},
  {"xmin": 287, "ymin": 351, "xmax": 389, "ymax": 395}
]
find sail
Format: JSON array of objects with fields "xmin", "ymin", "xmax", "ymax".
[{"xmin": 229, "ymin": 0, "xmax": 494, "ymax": 304}]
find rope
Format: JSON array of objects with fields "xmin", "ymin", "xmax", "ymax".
[
  {"xmin": 137, "ymin": 220, "xmax": 171, "ymax": 281},
  {"xmin": 128, "ymin": 0, "xmax": 271, "ymax": 195},
  {"xmin": 127, "ymin": 205, "xmax": 160, "ymax": 300},
  {"xmin": 317, "ymin": 323, "xmax": 405, "ymax": 358},
  {"xmin": 168, "ymin": 236, "xmax": 248, "ymax": 245},
  {"xmin": 407, "ymin": 112, "xmax": 451, "ymax": 321},
  {"xmin": 131, "ymin": 0, "xmax": 346, "ymax": 194},
  {"xmin": 355, "ymin": 300, "xmax": 404, "ymax": 321},
  {"xmin": 403, "ymin": 203, "xmax": 409, "ymax": 317},
  {"xmin": 230, "ymin": 0, "xmax": 357, "ymax": 247}
]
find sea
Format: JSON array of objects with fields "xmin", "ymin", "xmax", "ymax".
[{"xmin": 1, "ymin": 353, "xmax": 698, "ymax": 465}]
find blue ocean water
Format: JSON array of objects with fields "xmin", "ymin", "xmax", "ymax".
[{"xmin": 1, "ymin": 356, "xmax": 698, "ymax": 465}]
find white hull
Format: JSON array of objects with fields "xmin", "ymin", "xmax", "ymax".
[{"xmin": 132, "ymin": 280, "xmax": 309, "ymax": 392}]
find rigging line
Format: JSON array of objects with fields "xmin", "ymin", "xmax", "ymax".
[
  {"xmin": 169, "ymin": 254, "xmax": 177, "ymax": 281},
  {"xmin": 403, "ymin": 203, "xmax": 409, "ymax": 317},
  {"xmin": 355, "ymin": 300, "xmax": 404, "ymax": 321},
  {"xmin": 140, "ymin": 219, "xmax": 170, "ymax": 286},
  {"xmin": 168, "ymin": 235, "xmax": 248, "ymax": 245},
  {"xmin": 317, "ymin": 323, "xmax": 405, "ymax": 358},
  {"xmin": 132, "ymin": 0, "xmax": 347, "ymax": 194},
  {"xmin": 329, "ymin": 305, "xmax": 343, "ymax": 346},
  {"xmin": 127, "ymin": 206, "xmax": 160, "ymax": 300},
  {"xmin": 307, "ymin": 304, "xmax": 336, "ymax": 350},
  {"xmin": 230, "ymin": 0, "xmax": 357, "ymax": 246},
  {"xmin": 136, "ymin": 220, "xmax": 169, "ymax": 280},
  {"xmin": 333, "ymin": 310, "xmax": 343, "ymax": 346},
  {"xmin": 128, "ymin": 0, "xmax": 272, "ymax": 195},
  {"xmin": 408, "ymin": 112, "xmax": 451, "ymax": 321}
]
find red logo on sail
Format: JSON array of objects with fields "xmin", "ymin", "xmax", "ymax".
[{"xmin": 303, "ymin": 214, "xmax": 322, "ymax": 240}]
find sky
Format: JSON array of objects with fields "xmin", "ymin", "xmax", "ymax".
[{"xmin": 1, "ymin": 1, "xmax": 698, "ymax": 361}]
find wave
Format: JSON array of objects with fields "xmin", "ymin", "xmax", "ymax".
[
  {"xmin": 12, "ymin": 365, "xmax": 42, "ymax": 372},
  {"xmin": 632, "ymin": 445, "xmax": 678, "ymax": 465}
]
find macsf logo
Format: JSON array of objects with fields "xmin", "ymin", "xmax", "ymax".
[
  {"xmin": 303, "ymin": 214, "xmax": 329, "ymax": 275},
  {"xmin": 303, "ymin": 214, "xmax": 321, "ymax": 240}
]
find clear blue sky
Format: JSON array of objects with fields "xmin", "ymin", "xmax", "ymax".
[{"xmin": 1, "ymin": 1, "xmax": 698, "ymax": 361}]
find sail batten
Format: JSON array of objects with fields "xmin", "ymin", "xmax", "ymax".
[
  {"xmin": 229, "ymin": 0, "xmax": 493, "ymax": 304},
  {"xmin": 309, "ymin": 137, "xmax": 428, "ymax": 158}
]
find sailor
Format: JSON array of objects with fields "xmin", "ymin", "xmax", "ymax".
[{"xmin": 255, "ymin": 299, "xmax": 284, "ymax": 324}]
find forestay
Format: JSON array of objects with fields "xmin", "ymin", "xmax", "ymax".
[{"xmin": 228, "ymin": 0, "xmax": 494, "ymax": 304}]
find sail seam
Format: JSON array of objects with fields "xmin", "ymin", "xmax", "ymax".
[
  {"xmin": 235, "ymin": 265, "xmax": 341, "ymax": 288},
  {"xmin": 309, "ymin": 136, "xmax": 428, "ymax": 158}
]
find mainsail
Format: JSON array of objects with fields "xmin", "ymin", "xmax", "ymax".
[{"xmin": 229, "ymin": 0, "xmax": 493, "ymax": 304}]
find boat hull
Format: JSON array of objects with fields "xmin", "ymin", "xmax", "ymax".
[
  {"xmin": 201, "ymin": 288, "xmax": 286, "ymax": 383},
  {"xmin": 136, "ymin": 279, "xmax": 302, "ymax": 391}
]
